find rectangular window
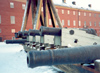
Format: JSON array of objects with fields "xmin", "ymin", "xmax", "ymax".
[
  {"xmin": 56, "ymin": 9, "xmax": 58, "ymax": 13},
  {"xmin": 22, "ymin": 4, "xmax": 25, "ymax": 9},
  {"xmin": 56, "ymin": 21, "xmax": 58, "ymax": 25},
  {"xmin": 90, "ymin": 22, "xmax": 92, "ymax": 26},
  {"xmin": 84, "ymin": 12, "xmax": 86, "ymax": 16},
  {"xmin": 89, "ymin": 13, "xmax": 91, "ymax": 16},
  {"xmin": 79, "ymin": 12, "xmax": 80, "ymax": 16},
  {"xmin": 94, "ymin": 22, "xmax": 96, "ymax": 26},
  {"xmin": 79, "ymin": 21, "xmax": 81, "ymax": 26},
  {"xmin": 0, "ymin": 29, "xmax": 1, "ymax": 33},
  {"xmin": 62, "ymin": 10, "xmax": 64, "ymax": 14},
  {"xmin": 68, "ymin": 20, "xmax": 70, "ymax": 26},
  {"xmin": 11, "ymin": 16, "xmax": 15, "ymax": 24},
  {"xmin": 11, "ymin": 29, "xmax": 15, "ymax": 33},
  {"xmin": 49, "ymin": 19, "xmax": 51, "ymax": 25},
  {"xmin": 62, "ymin": 20, "xmax": 64, "ymax": 26},
  {"xmin": 84, "ymin": 21, "xmax": 86, "ymax": 27},
  {"xmin": 68, "ymin": 10, "xmax": 70, "ymax": 14},
  {"xmin": 73, "ymin": 20, "xmax": 76, "ymax": 26},
  {"xmin": 10, "ymin": 2, "xmax": 14, "ymax": 8},
  {"xmin": 0, "ymin": 15, "xmax": 1, "ymax": 24},
  {"xmin": 94, "ymin": 14, "xmax": 96, "ymax": 17},
  {"xmin": 73, "ymin": 11, "xmax": 75, "ymax": 15},
  {"xmin": 41, "ymin": 7, "xmax": 43, "ymax": 12},
  {"xmin": 99, "ymin": 14, "xmax": 100, "ymax": 17},
  {"xmin": 99, "ymin": 22, "xmax": 100, "ymax": 26}
]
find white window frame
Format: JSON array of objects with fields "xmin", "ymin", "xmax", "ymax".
[
  {"xmin": 0, "ymin": 29, "xmax": 1, "ymax": 33},
  {"xmin": 84, "ymin": 12, "xmax": 86, "ymax": 16},
  {"xmin": 56, "ymin": 21, "xmax": 58, "ymax": 25},
  {"xmin": 62, "ymin": 20, "xmax": 64, "ymax": 26},
  {"xmin": 11, "ymin": 16, "xmax": 15, "ymax": 24},
  {"xmin": 11, "ymin": 29, "xmax": 15, "ymax": 33},
  {"xmin": 89, "ymin": 13, "xmax": 91, "ymax": 16},
  {"xmin": 49, "ymin": 19, "xmax": 52, "ymax": 25},
  {"xmin": 90, "ymin": 22, "xmax": 92, "ymax": 26},
  {"xmin": 68, "ymin": 10, "xmax": 70, "ymax": 14},
  {"xmin": 10, "ymin": 2, "xmax": 14, "ymax": 8},
  {"xmin": 79, "ymin": 21, "xmax": 81, "ymax": 26},
  {"xmin": 41, "ymin": 7, "xmax": 43, "ymax": 12},
  {"xmin": 56, "ymin": 9, "xmax": 58, "ymax": 13},
  {"xmin": 79, "ymin": 12, "xmax": 80, "ymax": 16},
  {"xmin": 99, "ymin": 22, "xmax": 100, "ymax": 26},
  {"xmin": 84, "ymin": 21, "xmax": 86, "ymax": 27},
  {"xmin": 62, "ymin": 10, "xmax": 64, "ymax": 14},
  {"xmin": 0, "ymin": 15, "xmax": 1, "ymax": 24},
  {"xmin": 94, "ymin": 22, "xmax": 96, "ymax": 26},
  {"xmin": 73, "ymin": 20, "xmax": 76, "ymax": 26},
  {"xmin": 73, "ymin": 11, "xmax": 75, "ymax": 15},
  {"xmin": 22, "ymin": 4, "xmax": 25, "ymax": 10},
  {"xmin": 68, "ymin": 20, "xmax": 70, "ymax": 26}
]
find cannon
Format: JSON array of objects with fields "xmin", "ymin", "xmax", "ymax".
[
  {"xmin": 5, "ymin": 39, "xmax": 28, "ymax": 44},
  {"xmin": 27, "ymin": 45, "xmax": 100, "ymax": 68},
  {"xmin": 40, "ymin": 26, "xmax": 61, "ymax": 36}
]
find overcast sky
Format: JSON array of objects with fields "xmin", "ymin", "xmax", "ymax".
[{"xmin": 53, "ymin": 0, "xmax": 100, "ymax": 11}]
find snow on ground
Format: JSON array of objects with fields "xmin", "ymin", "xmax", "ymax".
[{"xmin": 0, "ymin": 42, "xmax": 64, "ymax": 73}]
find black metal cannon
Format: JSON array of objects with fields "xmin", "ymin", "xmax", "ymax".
[
  {"xmin": 27, "ymin": 45, "xmax": 100, "ymax": 68},
  {"xmin": 40, "ymin": 26, "xmax": 61, "ymax": 36},
  {"xmin": 28, "ymin": 29, "xmax": 40, "ymax": 36},
  {"xmin": 5, "ymin": 39, "xmax": 28, "ymax": 44}
]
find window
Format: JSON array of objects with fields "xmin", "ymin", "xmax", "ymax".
[
  {"xmin": 79, "ymin": 21, "xmax": 81, "ymax": 26},
  {"xmin": 94, "ymin": 22, "xmax": 96, "ymax": 26},
  {"xmin": 94, "ymin": 14, "xmax": 96, "ymax": 17},
  {"xmin": 99, "ymin": 14, "xmax": 100, "ymax": 17},
  {"xmin": 84, "ymin": 12, "xmax": 86, "ymax": 16},
  {"xmin": 62, "ymin": 20, "xmax": 64, "ymax": 26},
  {"xmin": 22, "ymin": 4, "xmax": 25, "ymax": 9},
  {"xmin": 73, "ymin": 11, "xmax": 75, "ymax": 15},
  {"xmin": 11, "ymin": 16, "xmax": 15, "ymax": 24},
  {"xmin": 90, "ymin": 22, "xmax": 92, "ymax": 26},
  {"xmin": 68, "ymin": 20, "xmax": 70, "ymax": 26},
  {"xmin": 79, "ymin": 12, "xmax": 80, "ymax": 16},
  {"xmin": 0, "ymin": 29, "xmax": 1, "ymax": 33},
  {"xmin": 68, "ymin": 10, "xmax": 70, "ymax": 14},
  {"xmin": 56, "ymin": 9, "xmax": 58, "ymax": 13},
  {"xmin": 41, "ymin": 7, "xmax": 43, "ymax": 12},
  {"xmin": 89, "ymin": 13, "xmax": 91, "ymax": 16},
  {"xmin": 73, "ymin": 20, "xmax": 76, "ymax": 26},
  {"xmin": 49, "ymin": 19, "xmax": 51, "ymax": 25},
  {"xmin": 0, "ymin": 15, "xmax": 1, "ymax": 24},
  {"xmin": 99, "ymin": 22, "xmax": 100, "ymax": 26},
  {"xmin": 10, "ymin": 2, "xmax": 14, "ymax": 8},
  {"xmin": 62, "ymin": 10, "xmax": 64, "ymax": 14},
  {"xmin": 56, "ymin": 21, "xmax": 58, "ymax": 25},
  {"xmin": 11, "ymin": 29, "xmax": 15, "ymax": 33},
  {"xmin": 84, "ymin": 21, "xmax": 86, "ymax": 27}
]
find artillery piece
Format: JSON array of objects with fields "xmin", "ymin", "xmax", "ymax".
[{"xmin": 4, "ymin": 0, "xmax": 100, "ymax": 72}]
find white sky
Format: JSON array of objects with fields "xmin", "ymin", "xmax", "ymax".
[{"xmin": 53, "ymin": 0, "xmax": 100, "ymax": 11}]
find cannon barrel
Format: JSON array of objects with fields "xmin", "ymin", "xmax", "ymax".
[
  {"xmin": 28, "ymin": 29, "xmax": 40, "ymax": 36},
  {"xmin": 5, "ymin": 39, "xmax": 28, "ymax": 44},
  {"xmin": 40, "ymin": 26, "xmax": 61, "ymax": 36},
  {"xmin": 27, "ymin": 45, "xmax": 100, "ymax": 68}
]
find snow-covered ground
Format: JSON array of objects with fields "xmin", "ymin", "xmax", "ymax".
[{"xmin": 0, "ymin": 42, "xmax": 64, "ymax": 73}]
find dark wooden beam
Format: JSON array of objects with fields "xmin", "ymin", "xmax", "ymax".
[
  {"xmin": 47, "ymin": 1, "xmax": 57, "ymax": 27},
  {"xmin": 47, "ymin": 0, "xmax": 62, "ymax": 28},
  {"xmin": 40, "ymin": 12, "xmax": 44, "ymax": 26},
  {"xmin": 34, "ymin": 0, "xmax": 42, "ymax": 29},
  {"xmin": 43, "ymin": 0, "xmax": 48, "ymax": 27},
  {"xmin": 31, "ymin": 0, "xmax": 37, "ymax": 29},
  {"xmin": 21, "ymin": 0, "xmax": 31, "ymax": 31}
]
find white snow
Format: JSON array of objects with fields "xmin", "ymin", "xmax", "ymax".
[{"xmin": 0, "ymin": 42, "xmax": 63, "ymax": 73}]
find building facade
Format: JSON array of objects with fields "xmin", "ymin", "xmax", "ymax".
[{"xmin": 0, "ymin": 0, "xmax": 100, "ymax": 41}]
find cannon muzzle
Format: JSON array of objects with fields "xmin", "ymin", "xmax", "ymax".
[
  {"xmin": 27, "ymin": 45, "xmax": 100, "ymax": 68},
  {"xmin": 5, "ymin": 39, "xmax": 28, "ymax": 44}
]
